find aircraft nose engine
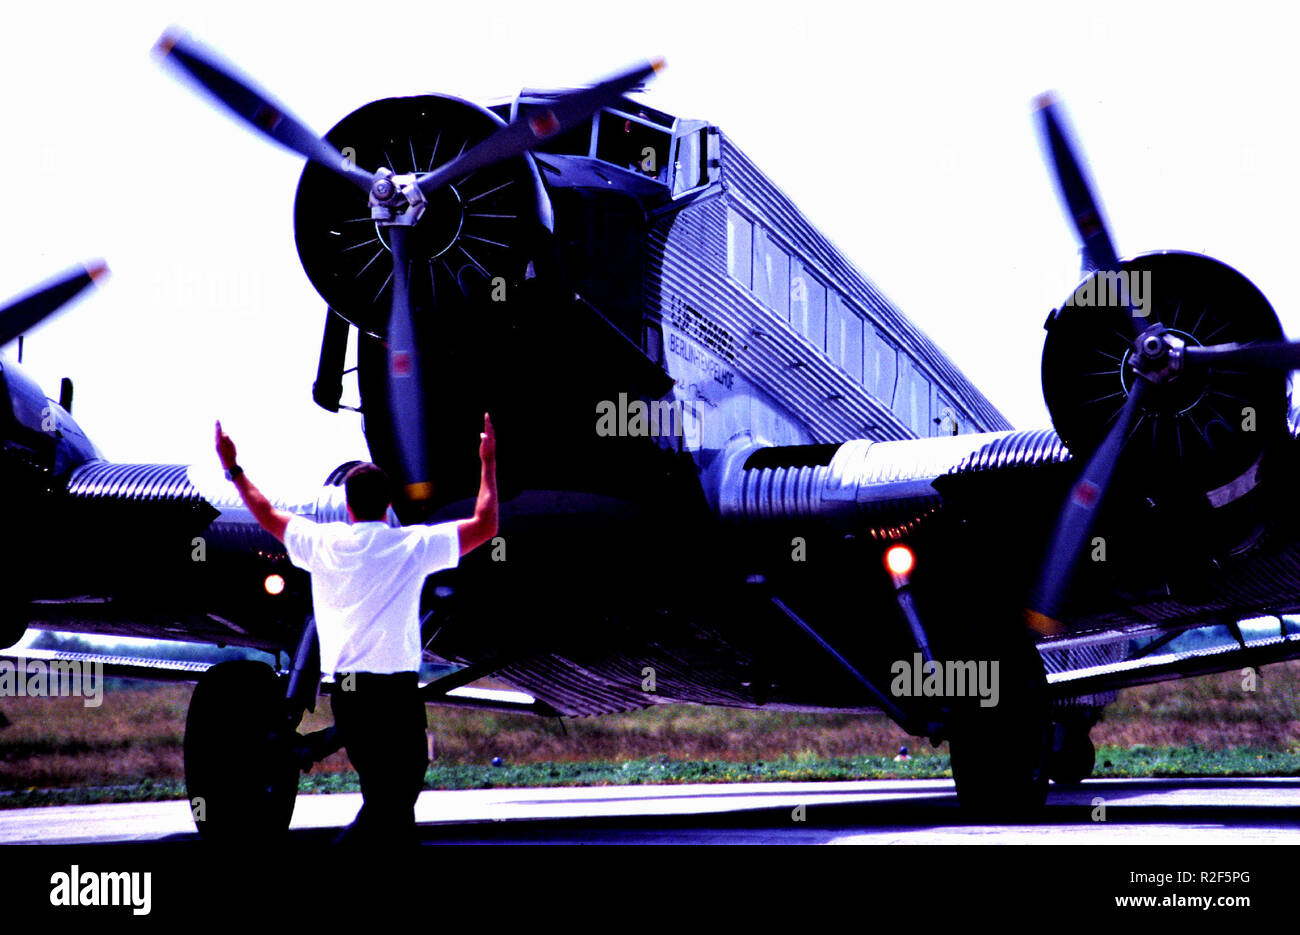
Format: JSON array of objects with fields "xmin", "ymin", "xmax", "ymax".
[
  {"xmin": 155, "ymin": 29, "xmax": 661, "ymax": 513},
  {"xmin": 293, "ymin": 94, "xmax": 551, "ymax": 334},
  {"xmin": 293, "ymin": 95, "xmax": 552, "ymax": 513}
]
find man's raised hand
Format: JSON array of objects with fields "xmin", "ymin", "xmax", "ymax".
[
  {"xmin": 479, "ymin": 413, "xmax": 496, "ymax": 467},
  {"xmin": 215, "ymin": 420, "xmax": 237, "ymax": 470}
]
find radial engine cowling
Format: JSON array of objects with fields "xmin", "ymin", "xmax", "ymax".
[
  {"xmin": 1041, "ymin": 251, "xmax": 1290, "ymax": 558},
  {"xmin": 294, "ymin": 94, "xmax": 551, "ymax": 329}
]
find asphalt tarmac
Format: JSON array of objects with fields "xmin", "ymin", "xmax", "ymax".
[{"xmin": 3, "ymin": 776, "xmax": 1299, "ymax": 844}]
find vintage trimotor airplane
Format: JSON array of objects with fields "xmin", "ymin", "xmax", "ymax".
[{"xmin": 5, "ymin": 27, "xmax": 1300, "ymax": 836}]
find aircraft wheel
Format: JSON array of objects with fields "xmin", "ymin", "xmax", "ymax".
[
  {"xmin": 184, "ymin": 660, "xmax": 299, "ymax": 842},
  {"xmin": 946, "ymin": 628, "xmax": 1050, "ymax": 817},
  {"xmin": 0, "ymin": 620, "xmax": 26, "ymax": 650},
  {"xmin": 1049, "ymin": 727, "xmax": 1096, "ymax": 786},
  {"xmin": 0, "ymin": 599, "xmax": 28, "ymax": 649}
]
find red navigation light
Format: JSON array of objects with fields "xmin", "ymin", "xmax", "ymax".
[{"xmin": 884, "ymin": 544, "xmax": 915, "ymax": 580}]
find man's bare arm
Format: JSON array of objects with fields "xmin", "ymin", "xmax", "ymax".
[
  {"xmin": 215, "ymin": 420, "xmax": 293, "ymax": 543},
  {"xmin": 457, "ymin": 413, "xmax": 498, "ymax": 557}
]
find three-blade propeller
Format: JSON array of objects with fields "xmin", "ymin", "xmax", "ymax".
[
  {"xmin": 1029, "ymin": 94, "xmax": 1300, "ymax": 630},
  {"xmin": 0, "ymin": 261, "xmax": 109, "ymax": 349},
  {"xmin": 155, "ymin": 28, "xmax": 663, "ymax": 501}
]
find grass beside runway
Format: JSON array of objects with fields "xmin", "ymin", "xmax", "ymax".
[
  {"xmin": 3, "ymin": 746, "xmax": 1300, "ymax": 810},
  {"xmin": 0, "ymin": 659, "xmax": 1296, "ymax": 808}
]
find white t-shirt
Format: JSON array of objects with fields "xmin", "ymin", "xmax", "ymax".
[{"xmin": 283, "ymin": 516, "xmax": 460, "ymax": 674}]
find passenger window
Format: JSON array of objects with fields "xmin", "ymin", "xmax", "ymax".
[
  {"xmin": 727, "ymin": 208, "xmax": 752, "ymax": 287},
  {"xmin": 790, "ymin": 259, "xmax": 826, "ymax": 350},
  {"xmin": 864, "ymin": 324, "xmax": 898, "ymax": 407},
  {"xmin": 894, "ymin": 355, "xmax": 931, "ymax": 436},
  {"xmin": 826, "ymin": 292, "xmax": 863, "ymax": 381},
  {"xmin": 752, "ymin": 225, "xmax": 789, "ymax": 316}
]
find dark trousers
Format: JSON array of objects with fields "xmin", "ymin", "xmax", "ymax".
[{"xmin": 331, "ymin": 671, "xmax": 428, "ymax": 846}]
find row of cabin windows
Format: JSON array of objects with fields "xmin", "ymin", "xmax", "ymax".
[{"xmin": 726, "ymin": 206, "xmax": 965, "ymax": 437}]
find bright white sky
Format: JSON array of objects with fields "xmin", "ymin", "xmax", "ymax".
[{"xmin": 2, "ymin": 0, "xmax": 1297, "ymax": 490}]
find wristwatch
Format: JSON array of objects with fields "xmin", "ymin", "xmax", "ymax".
[{"xmin": 224, "ymin": 464, "xmax": 244, "ymax": 481}]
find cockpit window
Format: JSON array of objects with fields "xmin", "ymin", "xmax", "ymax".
[
  {"xmin": 596, "ymin": 111, "xmax": 671, "ymax": 181},
  {"xmin": 517, "ymin": 104, "xmax": 593, "ymax": 156},
  {"xmin": 673, "ymin": 128, "xmax": 709, "ymax": 195}
]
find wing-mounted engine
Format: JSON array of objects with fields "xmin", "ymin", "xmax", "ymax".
[
  {"xmin": 1025, "ymin": 95, "xmax": 1300, "ymax": 627},
  {"xmin": 716, "ymin": 96, "xmax": 1300, "ymax": 634},
  {"xmin": 1041, "ymin": 250, "xmax": 1290, "ymax": 575},
  {"xmin": 0, "ymin": 262, "xmax": 108, "ymax": 646},
  {"xmin": 0, "ymin": 361, "xmax": 100, "ymax": 484},
  {"xmin": 0, "ymin": 362, "xmax": 104, "ymax": 646},
  {"xmin": 1044, "ymin": 251, "xmax": 1286, "ymax": 488}
]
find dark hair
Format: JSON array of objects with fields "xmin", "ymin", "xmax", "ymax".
[{"xmin": 344, "ymin": 463, "xmax": 392, "ymax": 522}]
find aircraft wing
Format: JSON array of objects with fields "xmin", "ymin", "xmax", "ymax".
[
  {"xmin": 18, "ymin": 425, "xmax": 1300, "ymax": 715},
  {"xmin": 712, "ymin": 426, "xmax": 1300, "ymax": 696}
]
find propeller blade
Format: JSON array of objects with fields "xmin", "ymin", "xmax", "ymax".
[
  {"xmin": 1035, "ymin": 94, "xmax": 1120, "ymax": 272},
  {"xmin": 1028, "ymin": 376, "xmax": 1149, "ymax": 630},
  {"xmin": 154, "ymin": 30, "xmax": 374, "ymax": 191},
  {"xmin": 1184, "ymin": 340, "xmax": 1300, "ymax": 371},
  {"xmin": 1034, "ymin": 93, "xmax": 1155, "ymax": 334},
  {"xmin": 415, "ymin": 58, "xmax": 665, "ymax": 198},
  {"xmin": 384, "ymin": 226, "xmax": 432, "ymax": 501},
  {"xmin": 0, "ymin": 260, "xmax": 109, "ymax": 348}
]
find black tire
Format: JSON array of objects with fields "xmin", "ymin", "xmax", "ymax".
[
  {"xmin": 0, "ymin": 601, "xmax": 28, "ymax": 650},
  {"xmin": 0, "ymin": 620, "xmax": 26, "ymax": 651},
  {"xmin": 184, "ymin": 660, "xmax": 299, "ymax": 842},
  {"xmin": 1048, "ymin": 728, "xmax": 1096, "ymax": 786},
  {"xmin": 947, "ymin": 627, "xmax": 1051, "ymax": 817}
]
